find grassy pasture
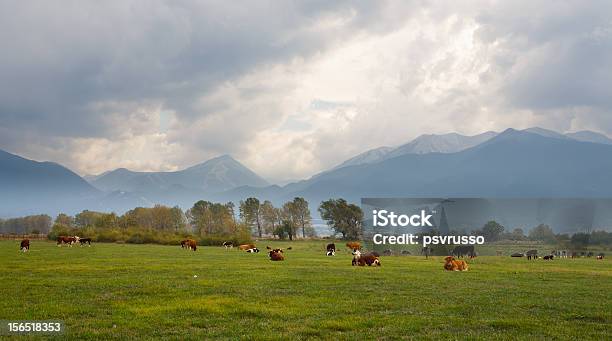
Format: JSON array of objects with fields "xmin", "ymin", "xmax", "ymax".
[{"xmin": 1, "ymin": 240, "xmax": 611, "ymax": 340}]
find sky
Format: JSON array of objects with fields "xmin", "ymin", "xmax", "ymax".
[{"xmin": 1, "ymin": 1, "xmax": 611, "ymax": 182}]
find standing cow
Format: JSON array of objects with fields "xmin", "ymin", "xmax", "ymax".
[
  {"xmin": 526, "ymin": 249, "xmax": 538, "ymax": 260},
  {"xmin": 57, "ymin": 236, "xmax": 76, "ymax": 247}
]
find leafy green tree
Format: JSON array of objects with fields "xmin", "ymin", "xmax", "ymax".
[
  {"xmin": 261, "ymin": 200, "xmax": 279, "ymax": 236},
  {"xmin": 529, "ymin": 224, "xmax": 557, "ymax": 243},
  {"xmin": 318, "ymin": 198, "xmax": 363, "ymax": 240},
  {"xmin": 570, "ymin": 232, "xmax": 590, "ymax": 249},
  {"xmin": 481, "ymin": 221, "xmax": 505, "ymax": 242},
  {"xmin": 55, "ymin": 213, "xmax": 74, "ymax": 228},
  {"xmin": 187, "ymin": 200, "xmax": 235, "ymax": 236},
  {"xmin": 239, "ymin": 198, "xmax": 263, "ymax": 237},
  {"xmin": 288, "ymin": 197, "xmax": 311, "ymax": 238}
]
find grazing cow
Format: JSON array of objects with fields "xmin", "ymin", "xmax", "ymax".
[
  {"xmin": 326, "ymin": 243, "xmax": 336, "ymax": 252},
  {"xmin": 526, "ymin": 249, "xmax": 538, "ymax": 260},
  {"xmin": 452, "ymin": 245, "xmax": 476, "ymax": 258},
  {"xmin": 239, "ymin": 244, "xmax": 256, "ymax": 251},
  {"xmin": 20, "ymin": 239, "xmax": 30, "ymax": 252},
  {"xmin": 597, "ymin": 253, "xmax": 604, "ymax": 260},
  {"xmin": 383, "ymin": 249, "xmax": 393, "ymax": 256},
  {"xmin": 268, "ymin": 248, "xmax": 284, "ymax": 261},
  {"xmin": 246, "ymin": 248, "xmax": 260, "ymax": 253},
  {"xmin": 346, "ymin": 241, "xmax": 361, "ymax": 250},
  {"xmin": 443, "ymin": 256, "xmax": 469, "ymax": 271},
  {"xmin": 182, "ymin": 239, "xmax": 197, "ymax": 251},
  {"xmin": 222, "ymin": 241, "xmax": 234, "ymax": 249},
  {"xmin": 511, "ymin": 252, "xmax": 524, "ymax": 257},
  {"xmin": 57, "ymin": 236, "xmax": 76, "ymax": 247},
  {"xmin": 79, "ymin": 238, "xmax": 92, "ymax": 247},
  {"xmin": 401, "ymin": 250, "xmax": 411, "ymax": 255},
  {"xmin": 543, "ymin": 255, "xmax": 554, "ymax": 260}
]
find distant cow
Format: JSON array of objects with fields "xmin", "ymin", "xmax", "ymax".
[
  {"xmin": 182, "ymin": 239, "xmax": 197, "ymax": 251},
  {"xmin": 269, "ymin": 248, "xmax": 284, "ymax": 261},
  {"xmin": 452, "ymin": 245, "xmax": 476, "ymax": 258},
  {"xmin": 511, "ymin": 252, "xmax": 524, "ymax": 257},
  {"xmin": 326, "ymin": 243, "xmax": 336, "ymax": 252},
  {"xmin": 246, "ymin": 248, "xmax": 260, "ymax": 253},
  {"xmin": 57, "ymin": 236, "xmax": 76, "ymax": 247},
  {"xmin": 79, "ymin": 238, "xmax": 92, "ymax": 247},
  {"xmin": 222, "ymin": 241, "xmax": 234, "ymax": 249},
  {"xmin": 543, "ymin": 255, "xmax": 554, "ymax": 260},
  {"xmin": 20, "ymin": 239, "xmax": 30, "ymax": 252},
  {"xmin": 239, "ymin": 244, "xmax": 256, "ymax": 251},
  {"xmin": 597, "ymin": 253, "xmax": 604, "ymax": 260},
  {"xmin": 526, "ymin": 250, "xmax": 538, "ymax": 260},
  {"xmin": 346, "ymin": 242, "xmax": 361, "ymax": 250}
]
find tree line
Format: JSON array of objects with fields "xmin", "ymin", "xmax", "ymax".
[{"xmin": 0, "ymin": 197, "xmax": 364, "ymax": 244}]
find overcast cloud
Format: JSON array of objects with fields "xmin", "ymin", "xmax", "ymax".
[{"xmin": 1, "ymin": 0, "xmax": 611, "ymax": 181}]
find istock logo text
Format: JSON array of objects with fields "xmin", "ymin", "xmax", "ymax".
[{"xmin": 372, "ymin": 210, "xmax": 433, "ymax": 227}]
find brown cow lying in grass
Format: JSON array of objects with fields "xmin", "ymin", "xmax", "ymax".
[
  {"xmin": 444, "ymin": 256, "xmax": 469, "ymax": 271},
  {"xmin": 20, "ymin": 239, "xmax": 30, "ymax": 252},
  {"xmin": 239, "ymin": 243, "xmax": 256, "ymax": 251},
  {"xmin": 351, "ymin": 250, "xmax": 381, "ymax": 266},
  {"xmin": 268, "ymin": 248, "xmax": 284, "ymax": 261}
]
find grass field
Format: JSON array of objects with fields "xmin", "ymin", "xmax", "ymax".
[{"xmin": 1, "ymin": 240, "xmax": 611, "ymax": 340}]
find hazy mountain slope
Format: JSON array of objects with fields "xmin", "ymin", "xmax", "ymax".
[
  {"xmin": 566, "ymin": 131, "xmax": 612, "ymax": 144},
  {"xmin": 384, "ymin": 131, "xmax": 498, "ymax": 158},
  {"xmin": 91, "ymin": 155, "xmax": 269, "ymax": 194},
  {"xmin": 0, "ymin": 149, "xmax": 100, "ymax": 217},
  {"xmin": 330, "ymin": 146, "xmax": 393, "ymax": 170},
  {"xmin": 267, "ymin": 129, "xmax": 612, "ymax": 206}
]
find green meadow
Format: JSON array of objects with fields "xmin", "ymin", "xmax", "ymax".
[{"xmin": 1, "ymin": 240, "xmax": 610, "ymax": 340}]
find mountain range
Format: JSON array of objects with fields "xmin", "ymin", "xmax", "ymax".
[{"xmin": 3, "ymin": 127, "xmax": 612, "ymax": 232}]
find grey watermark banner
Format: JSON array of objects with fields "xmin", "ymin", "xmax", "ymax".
[{"xmin": 361, "ymin": 198, "xmax": 612, "ymax": 251}]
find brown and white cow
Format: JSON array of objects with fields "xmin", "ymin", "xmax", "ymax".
[
  {"xmin": 20, "ymin": 239, "xmax": 30, "ymax": 252},
  {"xmin": 268, "ymin": 248, "xmax": 284, "ymax": 261},
  {"xmin": 239, "ymin": 243, "xmax": 256, "ymax": 251},
  {"xmin": 57, "ymin": 236, "xmax": 76, "ymax": 247}
]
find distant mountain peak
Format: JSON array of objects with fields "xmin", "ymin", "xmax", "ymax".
[{"xmin": 90, "ymin": 154, "xmax": 268, "ymax": 194}]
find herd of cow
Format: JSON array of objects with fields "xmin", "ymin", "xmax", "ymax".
[
  {"xmin": 19, "ymin": 236, "xmax": 92, "ymax": 251},
  {"xmin": 18, "ymin": 237, "xmax": 605, "ymax": 270},
  {"xmin": 510, "ymin": 249, "xmax": 605, "ymax": 260}
]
